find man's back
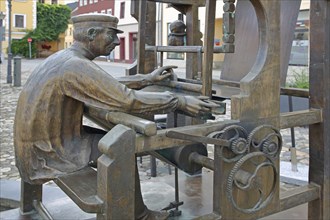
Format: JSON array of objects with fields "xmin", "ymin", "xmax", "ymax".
[{"xmin": 14, "ymin": 49, "xmax": 90, "ymax": 184}]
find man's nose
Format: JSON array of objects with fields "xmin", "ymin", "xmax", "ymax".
[{"xmin": 113, "ymin": 35, "xmax": 120, "ymax": 45}]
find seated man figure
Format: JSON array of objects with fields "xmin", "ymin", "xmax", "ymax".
[{"xmin": 14, "ymin": 14, "xmax": 217, "ymax": 219}]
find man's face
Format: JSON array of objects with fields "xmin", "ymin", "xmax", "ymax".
[{"xmin": 92, "ymin": 28, "xmax": 120, "ymax": 56}]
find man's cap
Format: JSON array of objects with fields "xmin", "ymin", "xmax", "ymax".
[
  {"xmin": 169, "ymin": 20, "xmax": 186, "ymax": 36},
  {"xmin": 71, "ymin": 13, "xmax": 124, "ymax": 33}
]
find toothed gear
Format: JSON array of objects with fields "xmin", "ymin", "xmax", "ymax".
[{"xmin": 231, "ymin": 138, "xmax": 248, "ymax": 154}]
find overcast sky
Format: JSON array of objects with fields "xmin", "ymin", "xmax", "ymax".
[{"xmin": 63, "ymin": 0, "xmax": 78, "ymax": 4}]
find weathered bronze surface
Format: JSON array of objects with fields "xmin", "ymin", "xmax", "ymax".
[
  {"xmin": 12, "ymin": 0, "xmax": 330, "ymax": 219},
  {"xmin": 14, "ymin": 13, "xmax": 218, "ymax": 219},
  {"xmin": 168, "ymin": 20, "xmax": 186, "ymax": 46}
]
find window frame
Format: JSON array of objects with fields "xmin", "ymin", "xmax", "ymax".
[
  {"xmin": 120, "ymin": 2, "xmax": 125, "ymax": 19},
  {"xmin": 14, "ymin": 14, "xmax": 26, "ymax": 29}
]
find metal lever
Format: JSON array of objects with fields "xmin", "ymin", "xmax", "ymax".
[{"xmin": 166, "ymin": 130, "xmax": 231, "ymax": 147}]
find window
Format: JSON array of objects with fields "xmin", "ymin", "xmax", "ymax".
[
  {"xmin": 79, "ymin": 0, "xmax": 83, "ymax": 6},
  {"xmin": 90, "ymin": 0, "xmax": 94, "ymax": 4},
  {"xmin": 120, "ymin": 2, "xmax": 125, "ymax": 19},
  {"xmin": 51, "ymin": 0, "xmax": 58, "ymax": 4},
  {"xmin": 14, "ymin": 14, "xmax": 25, "ymax": 28},
  {"xmin": 107, "ymin": 9, "xmax": 112, "ymax": 15},
  {"xmin": 101, "ymin": 10, "xmax": 106, "ymax": 14},
  {"xmin": 84, "ymin": 0, "xmax": 87, "ymax": 5},
  {"xmin": 94, "ymin": 0, "xmax": 98, "ymax": 3},
  {"xmin": 38, "ymin": 0, "xmax": 45, "ymax": 3}
]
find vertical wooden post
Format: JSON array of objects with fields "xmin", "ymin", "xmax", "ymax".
[
  {"xmin": 201, "ymin": 0, "xmax": 216, "ymax": 96},
  {"xmin": 97, "ymin": 125, "xmax": 136, "ymax": 219},
  {"xmin": 20, "ymin": 181, "xmax": 42, "ymax": 214},
  {"xmin": 144, "ymin": 1, "xmax": 157, "ymax": 73},
  {"xmin": 308, "ymin": 0, "xmax": 330, "ymax": 219},
  {"xmin": 186, "ymin": 5, "xmax": 201, "ymax": 80},
  {"xmin": 137, "ymin": 0, "xmax": 147, "ymax": 74},
  {"xmin": 214, "ymin": 0, "xmax": 281, "ymax": 219},
  {"xmin": 137, "ymin": 0, "xmax": 156, "ymax": 74}
]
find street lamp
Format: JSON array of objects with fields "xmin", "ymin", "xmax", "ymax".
[
  {"xmin": 7, "ymin": 0, "xmax": 12, "ymax": 84},
  {"xmin": 0, "ymin": 12, "xmax": 5, "ymax": 65}
]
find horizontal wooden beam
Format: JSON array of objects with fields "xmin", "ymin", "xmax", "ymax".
[
  {"xmin": 213, "ymin": 80, "xmax": 309, "ymax": 98},
  {"xmin": 280, "ymin": 184, "xmax": 320, "ymax": 211},
  {"xmin": 136, "ymin": 120, "xmax": 238, "ymax": 153},
  {"xmin": 148, "ymin": 0, "xmax": 205, "ymax": 6},
  {"xmin": 280, "ymin": 87, "xmax": 309, "ymax": 98},
  {"xmin": 212, "ymin": 79, "xmax": 240, "ymax": 88},
  {"xmin": 280, "ymin": 109, "xmax": 322, "ymax": 129},
  {"xmin": 84, "ymin": 106, "xmax": 157, "ymax": 136}
]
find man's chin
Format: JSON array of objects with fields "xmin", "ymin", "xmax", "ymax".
[{"xmin": 107, "ymin": 46, "xmax": 115, "ymax": 52}]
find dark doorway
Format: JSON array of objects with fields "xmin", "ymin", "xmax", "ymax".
[{"xmin": 120, "ymin": 37, "xmax": 125, "ymax": 61}]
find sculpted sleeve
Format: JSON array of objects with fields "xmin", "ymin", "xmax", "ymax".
[{"xmin": 60, "ymin": 59, "xmax": 179, "ymax": 115}]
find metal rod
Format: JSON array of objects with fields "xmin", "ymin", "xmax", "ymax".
[
  {"xmin": 145, "ymin": 45, "xmax": 228, "ymax": 53},
  {"xmin": 150, "ymin": 156, "xmax": 157, "ymax": 177},
  {"xmin": 174, "ymin": 167, "xmax": 179, "ymax": 209},
  {"xmin": 173, "ymin": 112, "xmax": 180, "ymax": 213},
  {"xmin": 288, "ymin": 96, "xmax": 296, "ymax": 148},
  {"xmin": 0, "ymin": 12, "xmax": 5, "ymax": 65},
  {"xmin": 160, "ymin": 52, "xmax": 163, "ymax": 67},
  {"xmin": 7, "ymin": 0, "xmax": 12, "ymax": 84},
  {"xmin": 166, "ymin": 130, "xmax": 231, "ymax": 147},
  {"xmin": 189, "ymin": 152, "xmax": 214, "ymax": 170},
  {"xmin": 29, "ymin": 42, "xmax": 32, "ymax": 59},
  {"xmin": 288, "ymin": 95, "xmax": 298, "ymax": 172}
]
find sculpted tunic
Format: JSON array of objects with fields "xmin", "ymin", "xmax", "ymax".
[{"xmin": 14, "ymin": 47, "xmax": 179, "ymax": 184}]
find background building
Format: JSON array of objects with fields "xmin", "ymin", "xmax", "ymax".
[
  {"xmin": 1, "ymin": 0, "xmax": 310, "ymax": 63},
  {"xmin": 114, "ymin": 0, "xmax": 138, "ymax": 63},
  {"xmin": 72, "ymin": 0, "xmax": 114, "ymax": 16},
  {"xmin": 0, "ymin": 0, "xmax": 37, "ymax": 58},
  {"xmin": 161, "ymin": 1, "xmax": 225, "ymax": 68}
]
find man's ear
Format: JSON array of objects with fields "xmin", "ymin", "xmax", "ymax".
[{"xmin": 87, "ymin": 28, "xmax": 97, "ymax": 41}]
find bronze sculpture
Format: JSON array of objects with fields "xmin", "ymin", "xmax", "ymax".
[
  {"xmin": 168, "ymin": 20, "xmax": 186, "ymax": 46},
  {"xmin": 14, "ymin": 13, "xmax": 218, "ymax": 219},
  {"xmin": 7, "ymin": 0, "xmax": 328, "ymax": 219}
]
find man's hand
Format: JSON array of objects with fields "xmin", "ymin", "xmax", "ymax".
[
  {"xmin": 146, "ymin": 65, "xmax": 177, "ymax": 83},
  {"xmin": 176, "ymin": 96, "xmax": 219, "ymax": 117}
]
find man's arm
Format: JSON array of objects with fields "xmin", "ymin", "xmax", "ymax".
[
  {"xmin": 117, "ymin": 66, "xmax": 176, "ymax": 89},
  {"xmin": 61, "ymin": 61, "xmax": 218, "ymax": 117}
]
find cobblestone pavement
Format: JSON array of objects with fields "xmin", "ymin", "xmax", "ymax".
[{"xmin": 0, "ymin": 59, "xmax": 309, "ymax": 189}]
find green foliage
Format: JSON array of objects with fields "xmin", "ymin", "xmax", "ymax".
[
  {"xmin": 286, "ymin": 68, "xmax": 309, "ymax": 89},
  {"xmin": 31, "ymin": 3, "xmax": 71, "ymax": 42},
  {"xmin": 11, "ymin": 3, "xmax": 71, "ymax": 57},
  {"xmin": 11, "ymin": 37, "xmax": 37, "ymax": 58}
]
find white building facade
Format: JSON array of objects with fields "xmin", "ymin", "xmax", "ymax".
[{"xmin": 114, "ymin": 0, "xmax": 138, "ymax": 63}]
